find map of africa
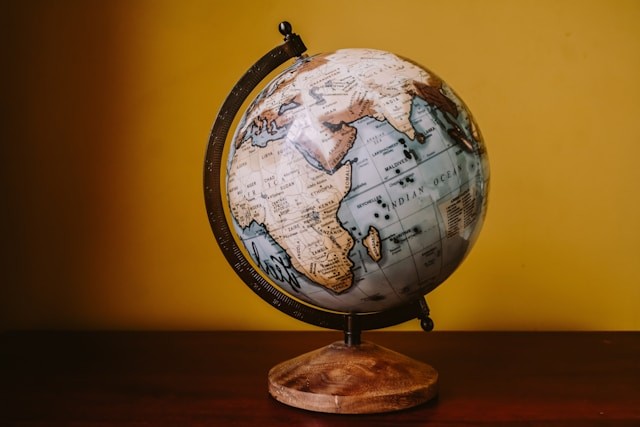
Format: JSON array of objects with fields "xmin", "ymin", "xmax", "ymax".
[{"xmin": 227, "ymin": 49, "xmax": 489, "ymax": 313}]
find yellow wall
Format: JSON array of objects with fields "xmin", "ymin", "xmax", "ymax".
[{"xmin": 2, "ymin": 0, "xmax": 639, "ymax": 330}]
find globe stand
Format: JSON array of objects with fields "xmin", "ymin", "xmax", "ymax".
[
  {"xmin": 268, "ymin": 315, "xmax": 438, "ymax": 414},
  {"xmin": 203, "ymin": 22, "xmax": 453, "ymax": 414}
]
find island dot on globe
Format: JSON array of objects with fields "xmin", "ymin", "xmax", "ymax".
[{"xmin": 226, "ymin": 48, "xmax": 489, "ymax": 314}]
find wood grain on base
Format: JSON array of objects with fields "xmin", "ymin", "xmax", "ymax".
[{"xmin": 268, "ymin": 340, "xmax": 438, "ymax": 414}]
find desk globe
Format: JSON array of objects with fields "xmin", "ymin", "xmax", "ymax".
[{"xmin": 204, "ymin": 22, "xmax": 489, "ymax": 414}]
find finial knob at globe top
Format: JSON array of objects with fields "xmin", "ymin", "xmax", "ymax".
[{"xmin": 278, "ymin": 21, "xmax": 293, "ymax": 38}]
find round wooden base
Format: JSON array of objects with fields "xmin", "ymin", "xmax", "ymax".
[{"xmin": 268, "ymin": 340, "xmax": 438, "ymax": 414}]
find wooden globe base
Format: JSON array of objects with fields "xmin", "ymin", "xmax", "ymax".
[{"xmin": 268, "ymin": 340, "xmax": 438, "ymax": 414}]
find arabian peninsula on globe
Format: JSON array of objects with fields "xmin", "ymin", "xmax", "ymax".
[{"xmin": 226, "ymin": 48, "xmax": 489, "ymax": 313}]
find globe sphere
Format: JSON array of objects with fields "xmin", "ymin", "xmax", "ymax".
[{"xmin": 226, "ymin": 48, "xmax": 489, "ymax": 313}]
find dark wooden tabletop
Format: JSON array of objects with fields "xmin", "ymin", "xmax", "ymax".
[{"xmin": 1, "ymin": 331, "xmax": 638, "ymax": 426}]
